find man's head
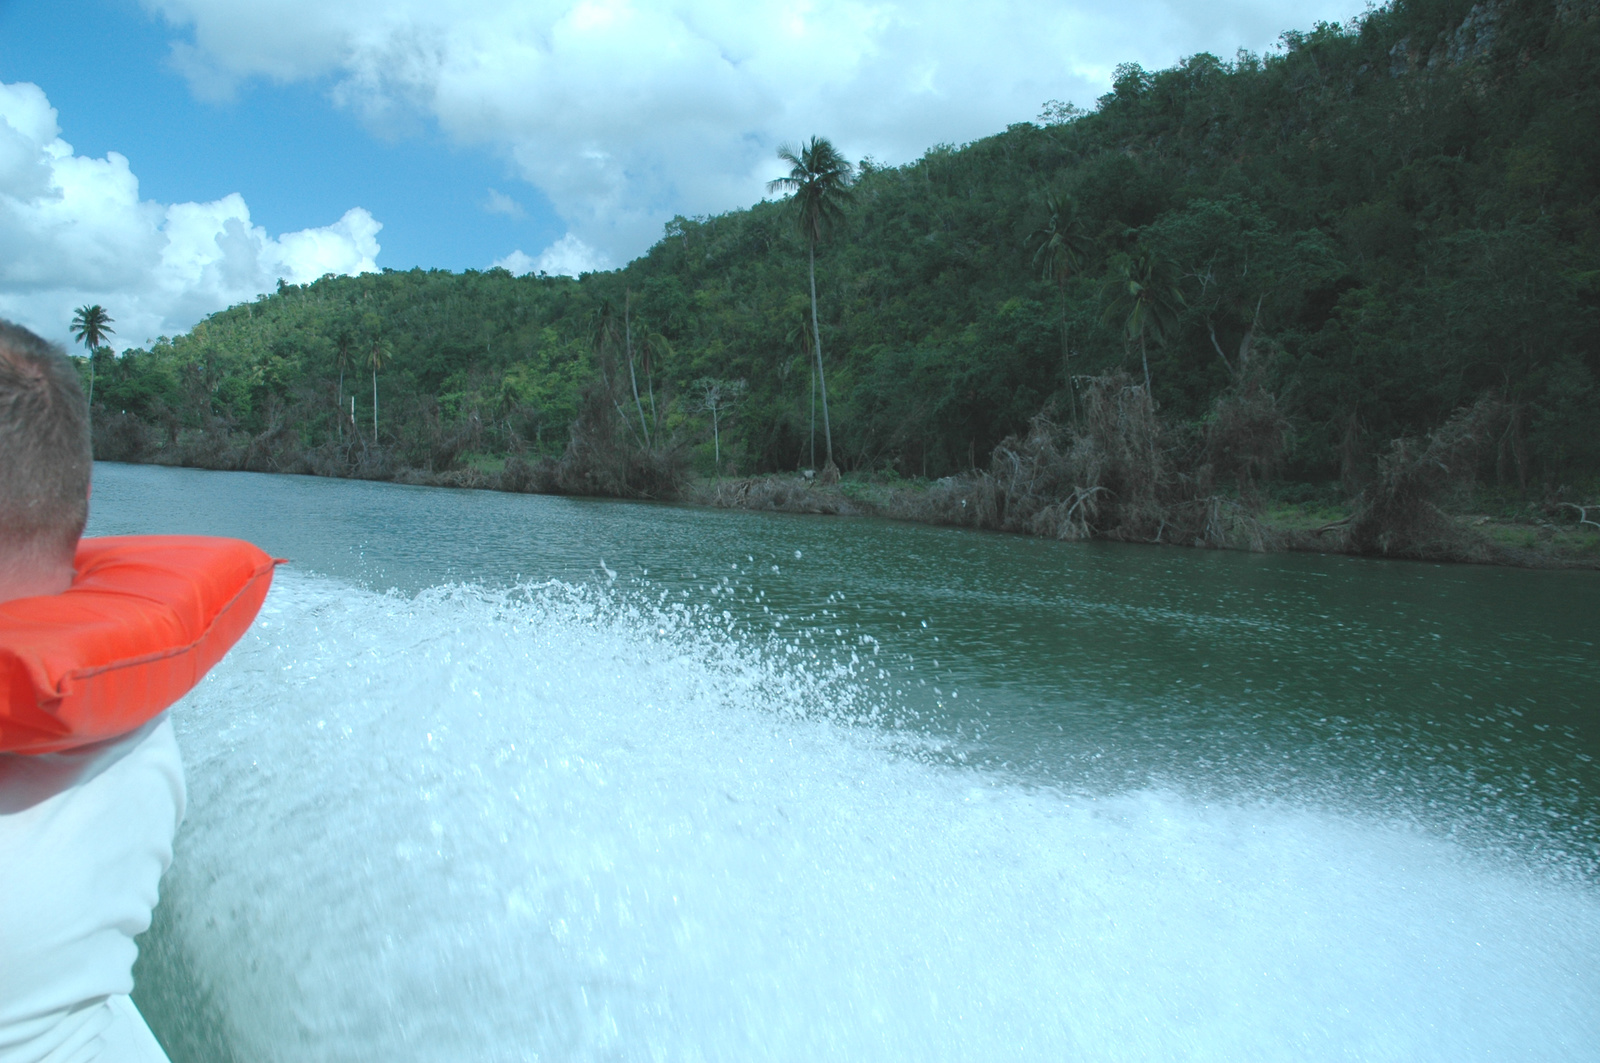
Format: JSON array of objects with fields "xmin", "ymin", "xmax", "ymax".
[{"xmin": 0, "ymin": 319, "xmax": 91, "ymax": 601}]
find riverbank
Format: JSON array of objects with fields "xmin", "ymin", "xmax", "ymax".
[
  {"xmin": 685, "ymin": 471, "xmax": 1600, "ymax": 570},
  {"xmin": 93, "ymin": 356, "xmax": 1600, "ymax": 572},
  {"xmin": 101, "ymin": 451, "xmax": 1600, "ymax": 571}
]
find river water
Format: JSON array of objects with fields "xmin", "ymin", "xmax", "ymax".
[{"xmin": 87, "ymin": 462, "xmax": 1600, "ymax": 1061}]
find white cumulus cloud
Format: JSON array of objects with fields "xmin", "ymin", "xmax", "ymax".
[
  {"xmin": 535, "ymin": 234, "xmax": 608, "ymax": 277},
  {"xmin": 0, "ymin": 80, "xmax": 380, "ymax": 348},
  {"xmin": 146, "ymin": 0, "xmax": 1367, "ymax": 267},
  {"xmin": 491, "ymin": 249, "xmax": 535, "ymax": 275},
  {"xmin": 493, "ymin": 233, "xmax": 608, "ymax": 277}
]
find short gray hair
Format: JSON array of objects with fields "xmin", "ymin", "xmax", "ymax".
[{"xmin": 0, "ymin": 319, "xmax": 91, "ymax": 558}]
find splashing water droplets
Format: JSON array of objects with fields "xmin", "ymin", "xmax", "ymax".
[{"xmin": 130, "ymin": 570, "xmax": 1600, "ymax": 1062}]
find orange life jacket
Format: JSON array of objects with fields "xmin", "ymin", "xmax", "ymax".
[{"xmin": 0, "ymin": 536, "xmax": 278, "ymax": 754}]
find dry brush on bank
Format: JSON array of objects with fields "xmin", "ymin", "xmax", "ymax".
[
  {"xmin": 697, "ymin": 375, "xmax": 1596, "ymax": 567},
  {"xmin": 881, "ymin": 373, "xmax": 1285, "ymax": 552},
  {"xmin": 1342, "ymin": 396, "xmax": 1507, "ymax": 562}
]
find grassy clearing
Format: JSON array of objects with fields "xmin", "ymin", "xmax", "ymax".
[
  {"xmin": 462, "ymin": 453, "xmax": 507, "ymax": 477},
  {"xmin": 1262, "ymin": 503, "xmax": 1350, "ymax": 532},
  {"xmin": 1477, "ymin": 518, "xmax": 1600, "ymax": 558}
]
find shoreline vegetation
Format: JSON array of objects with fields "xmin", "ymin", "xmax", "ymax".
[
  {"xmin": 100, "ymin": 381, "xmax": 1600, "ymax": 567},
  {"xmin": 80, "ymin": 0, "xmax": 1598, "ymax": 569}
]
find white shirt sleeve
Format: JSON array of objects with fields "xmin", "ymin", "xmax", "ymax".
[{"xmin": 0, "ymin": 717, "xmax": 184, "ymax": 1063}]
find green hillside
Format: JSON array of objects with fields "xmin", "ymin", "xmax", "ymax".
[{"xmin": 84, "ymin": 0, "xmax": 1600, "ymax": 555}]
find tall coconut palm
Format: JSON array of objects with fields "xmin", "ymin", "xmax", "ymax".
[
  {"xmin": 1029, "ymin": 194, "xmax": 1093, "ymax": 419},
  {"xmin": 69, "ymin": 304, "xmax": 114, "ymax": 408},
  {"xmin": 768, "ymin": 136, "xmax": 853, "ymax": 473},
  {"xmin": 589, "ymin": 300, "xmax": 642, "ymax": 445},
  {"xmin": 637, "ymin": 327, "xmax": 670, "ymax": 439},
  {"xmin": 1030, "ymin": 198, "xmax": 1092, "ymax": 329},
  {"xmin": 623, "ymin": 288, "xmax": 650, "ymax": 447},
  {"xmin": 334, "ymin": 331, "xmax": 354, "ymax": 439},
  {"xmin": 1101, "ymin": 246, "xmax": 1185, "ymax": 399},
  {"xmin": 1030, "ymin": 195, "xmax": 1093, "ymax": 293},
  {"xmin": 784, "ymin": 311, "xmax": 816, "ymax": 469},
  {"xmin": 367, "ymin": 337, "xmax": 388, "ymax": 444}
]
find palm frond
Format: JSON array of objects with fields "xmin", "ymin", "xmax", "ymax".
[{"xmin": 768, "ymin": 136, "xmax": 855, "ymax": 245}]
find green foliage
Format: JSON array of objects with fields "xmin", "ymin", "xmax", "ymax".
[{"xmin": 97, "ymin": 0, "xmax": 1600, "ymax": 497}]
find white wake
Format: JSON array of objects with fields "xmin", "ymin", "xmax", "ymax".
[{"xmin": 141, "ymin": 573, "xmax": 1600, "ymax": 1061}]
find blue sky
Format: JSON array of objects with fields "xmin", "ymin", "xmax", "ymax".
[
  {"xmin": 0, "ymin": 0, "xmax": 564, "ymax": 271},
  {"xmin": 0, "ymin": 0, "xmax": 1368, "ymax": 347}
]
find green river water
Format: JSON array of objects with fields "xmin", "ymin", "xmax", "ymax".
[{"xmin": 86, "ymin": 462, "xmax": 1600, "ymax": 1061}]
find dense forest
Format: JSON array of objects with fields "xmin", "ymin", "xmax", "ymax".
[{"xmin": 80, "ymin": 0, "xmax": 1600, "ymax": 557}]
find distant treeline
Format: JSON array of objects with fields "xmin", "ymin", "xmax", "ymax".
[{"xmin": 84, "ymin": 0, "xmax": 1599, "ymax": 524}]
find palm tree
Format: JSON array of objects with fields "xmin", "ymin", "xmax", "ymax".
[
  {"xmin": 589, "ymin": 300, "xmax": 642, "ymax": 445},
  {"xmin": 768, "ymin": 136, "xmax": 853, "ymax": 473},
  {"xmin": 367, "ymin": 337, "xmax": 388, "ymax": 444},
  {"xmin": 784, "ymin": 310, "xmax": 816, "ymax": 469},
  {"xmin": 1101, "ymin": 246, "xmax": 1186, "ymax": 398},
  {"xmin": 334, "ymin": 331, "xmax": 354, "ymax": 439},
  {"xmin": 1029, "ymin": 194, "xmax": 1093, "ymax": 418},
  {"xmin": 637, "ymin": 327, "xmax": 670, "ymax": 440},
  {"xmin": 1030, "ymin": 195, "xmax": 1092, "ymax": 293},
  {"xmin": 69, "ymin": 305, "xmax": 114, "ymax": 408},
  {"xmin": 623, "ymin": 288, "xmax": 650, "ymax": 447}
]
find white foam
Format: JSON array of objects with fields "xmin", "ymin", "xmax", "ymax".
[{"xmin": 149, "ymin": 573, "xmax": 1600, "ymax": 1061}]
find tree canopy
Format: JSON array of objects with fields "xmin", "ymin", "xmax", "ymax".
[{"xmin": 82, "ymin": 0, "xmax": 1600, "ymax": 504}]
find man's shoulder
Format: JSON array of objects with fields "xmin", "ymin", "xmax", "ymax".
[{"xmin": 0, "ymin": 715, "xmax": 182, "ymax": 817}]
